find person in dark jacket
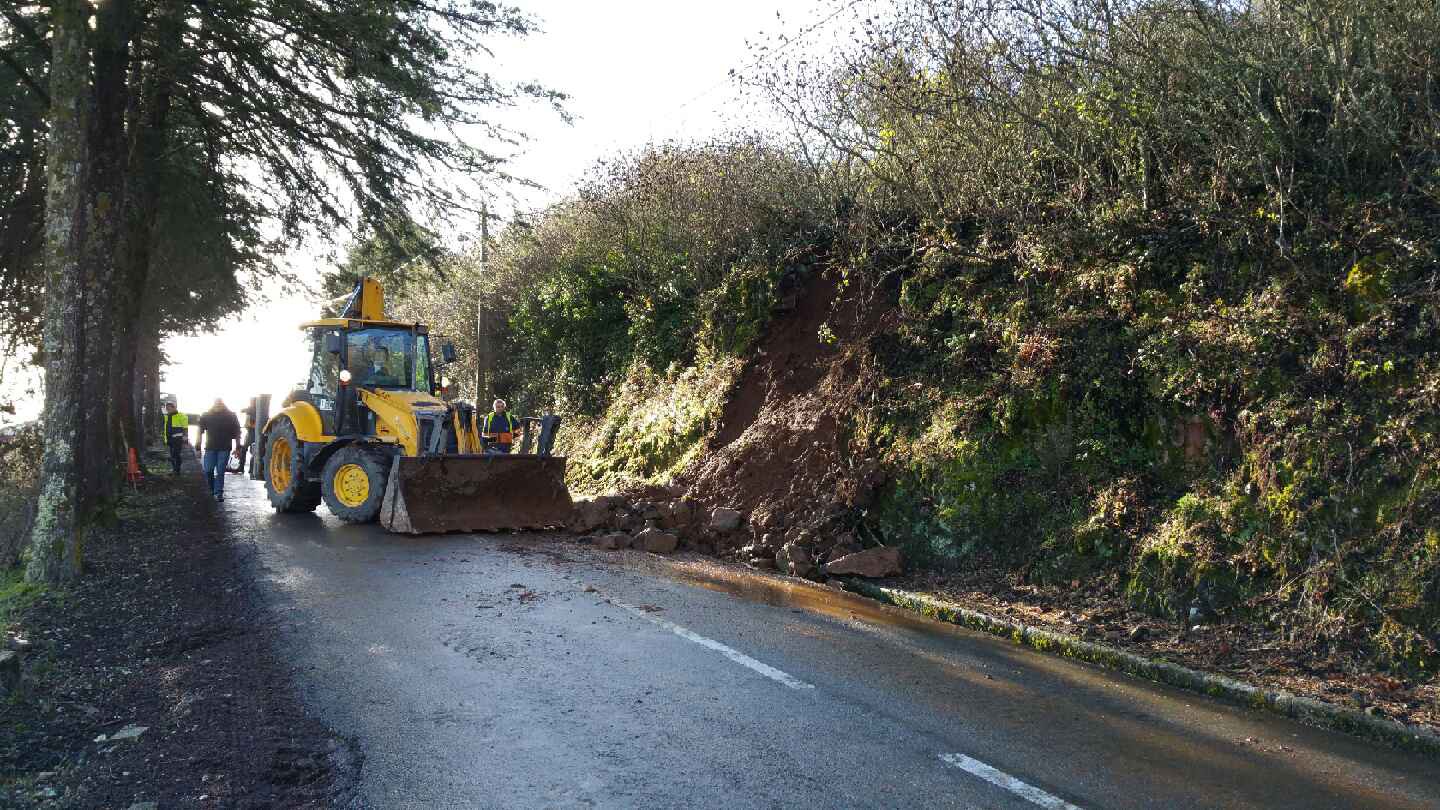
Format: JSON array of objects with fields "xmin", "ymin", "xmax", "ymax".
[
  {"xmin": 162, "ymin": 402, "xmax": 189, "ymax": 475},
  {"xmin": 197, "ymin": 398, "xmax": 242, "ymax": 500}
]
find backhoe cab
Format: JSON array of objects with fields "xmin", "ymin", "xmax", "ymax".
[{"xmin": 252, "ymin": 277, "xmax": 572, "ymax": 533}]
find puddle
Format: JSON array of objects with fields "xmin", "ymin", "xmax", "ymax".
[{"xmin": 644, "ymin": 557, "xmax": 975, "ymax": 640}]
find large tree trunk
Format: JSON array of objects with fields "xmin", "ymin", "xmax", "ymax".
[
  {"xmin": 28, "ymin": 0, "xmax": 94, "ymax": 584},
  {"xmin": 111, "ymin": 1, "xmax": 181, "ymax": 467},
  {"xmin": 79, "ymin": 0, "xmax": 134, "ymax": 506}
]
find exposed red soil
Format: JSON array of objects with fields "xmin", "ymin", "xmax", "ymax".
[
  {"xmin": 678, "ymin": 271, "xmax": 888, "ymax": 540},
  {"xmin": 0, "ymin": 452, "xmax": 357, "ymax": 808}
]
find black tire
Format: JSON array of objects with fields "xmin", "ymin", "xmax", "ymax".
[
  {"xmin": 265, "ymin": 418, "xmax": 322, "ymax": 513},
  {"xmin": 320, "ymin": 445, "xmax": 389, "ymax": 523}
]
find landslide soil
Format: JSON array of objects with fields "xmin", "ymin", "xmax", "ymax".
[
  {"xmin": 673, "ymin": 269, "xmax": 1439, "ymax": 741},
  {"xmin": 0, "ymin": 451, "xmax": 357, "ymax": 808},
  {"xmin": 678, "ymin": 270, "xmax": 889, "ymax": 533}
]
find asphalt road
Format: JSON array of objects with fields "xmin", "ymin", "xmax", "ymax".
[{"xmin": 220, "ymin": 476, "xmax": 1440, "ymax": 809}]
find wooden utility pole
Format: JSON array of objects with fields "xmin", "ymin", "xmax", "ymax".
[{"xmin": 474, "ymin": 204, "xmax": 491, "ymax": 403}]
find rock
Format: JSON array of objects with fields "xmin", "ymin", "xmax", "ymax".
[
  {"xmin": 758, "ymin": 532, "xmax": 784, "ymax": 552},
  {"xmin": 823, "ymin": 547, "xmax": 903, "ymax": 578},
  {"xmin": 825, "ymin": 578, "xmax": 847, "ymax": 590},
  {"xmin": 5, "ymin": 635, "xmax": 33, "ymax": 653},
  {"xmin": 748, "ymin": 557, "xmax": 777, "ymax": 570},
  {"xmin": 709, "ymin": 507, "xmax": 744, "ymax": 533},
  {"xmin": 750, "ymin": 504, "xmax": 787, "ymax": 531},
  {"xmin": 658, "ymin": 499, "xmax": 694, "ymax": 529},
  {"xmin": 0, "ymin": 650, "xmax": 19, "ymax": 694},
  {"xmin": 625, "ymin": 510, "xmax": 648, "ymax": 531},
  {"xmin": 110, "ymin": 724, "xmax": 148, "ymax": 742},
  {"xmin": 790, "ymin": 528, "xmax": 818, "ymax": 548},
  {"xmin": 594, "ymin": 494, "xmax": 628, "ymax": 511},
  {"xmin": 634, "ymin": 528, "xmax": 679, "ymax": 554},
  {"xmin": 1128, "ymin": 625, "xmax": 1149, "ymax": 642},
  {"xmin": 776, "ymin": 543, "xmax": 821, "ymax": 580},
  {"xmin": 595, "ymin": 532, "xmax": 633, "ymax": 551},
  {"xmin": 607, "ymin": 507, "xmax": 645, "ymax": 532},
  {"xmin": 567, "ymin": 499, "xmax": 611, "ymax": 534},
  {"xmin": 826, "ymin": 533, "xmax": 862, "ymax": 560}
]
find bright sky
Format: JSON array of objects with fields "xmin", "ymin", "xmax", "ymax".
[{"xmin": 151, "ymin": 0, "xmax": 832, "ymax": 418}]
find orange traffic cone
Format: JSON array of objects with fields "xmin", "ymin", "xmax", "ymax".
[{"xmin": 125, "ymin": 447, "xmax": 143, "ymax": 488}]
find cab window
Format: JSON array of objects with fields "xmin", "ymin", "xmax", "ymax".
[{"xmin": 347, "ymin": 328, "xmax": 414, "ymax": 390}]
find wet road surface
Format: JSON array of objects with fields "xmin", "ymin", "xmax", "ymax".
[{"xmin": 220, "ymin": 477, "xmax": 1440, "ymax": 809}]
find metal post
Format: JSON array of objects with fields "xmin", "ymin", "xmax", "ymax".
[{"xmin": 249, "ymin": 393, "xmax": 271, "ymax": 480}]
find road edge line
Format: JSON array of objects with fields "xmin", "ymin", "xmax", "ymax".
[
  {"xmin": 938, "ymin": 753, "xmax": 1083, "ymax": 809},
  {"xmin": 591, "ymin": 586, "xmax": 817, "ymax": 690},
  {"xmin": 841, "ymin": 579, "xmax": 1440, "ymax": 759}
]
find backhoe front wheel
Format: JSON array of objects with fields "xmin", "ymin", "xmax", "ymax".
[
  {"xmin": 266, "ymin": 418, "xmax": 321, "ymax": 513},
  {"xmin": 321, "ymin": 445, "xmax": 389, "ymax": 523}
]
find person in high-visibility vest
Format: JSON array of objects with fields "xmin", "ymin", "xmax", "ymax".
[
  {"xmin": 162, "ymin": 402, "xmax": 189, "ymax": 475},
  {"xmin": 481, "ymin": 398, "xmax": 520, "ymax": 454}
]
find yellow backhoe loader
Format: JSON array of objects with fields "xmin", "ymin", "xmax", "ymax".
[{"xmin": 249, "ymin": 277, "xmax": 572, "ymax": 533}]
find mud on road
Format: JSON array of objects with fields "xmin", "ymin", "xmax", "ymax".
[{"xmin": 0, "ymin": 452, "xmax": 357, "ymax": 809}]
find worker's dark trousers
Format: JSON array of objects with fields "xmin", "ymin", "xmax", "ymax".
[{"xmin": 167, "ymin": 438, "xmax": 184, "ymax": 474}]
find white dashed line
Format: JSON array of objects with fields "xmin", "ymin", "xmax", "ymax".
[
  {"xmin": 940, "ymin": 753, "xmax": 1083, "ymax": 809},
  {"xmin": 610, "ymin": 599, "xmax": 815, "ymax": 690}
]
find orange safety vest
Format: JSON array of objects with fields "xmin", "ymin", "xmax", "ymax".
[{"xmin": 482, "ymin": 412, "xmax": 518, "ymax": 445}]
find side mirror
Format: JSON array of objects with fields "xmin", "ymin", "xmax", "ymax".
[
  {"xmin": 441, "ymin": 342, "xmax": 457, "ymax": 364},
  {"xmin": 324, "ymin": 333, "xmax": 343, "ymax": 354}
]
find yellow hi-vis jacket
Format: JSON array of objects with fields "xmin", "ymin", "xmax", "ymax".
[
  {"xmin": 164, "ymin": 412, "xmax": 189, "ymax": 442},
  {"xmin": 482, "ymin": 412, "xmax": 519, "ymax": 445}
]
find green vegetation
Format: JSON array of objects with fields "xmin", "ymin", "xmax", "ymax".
[
  {"xmin": 360, "ymin": 139, "xmax": 824, "ymax": 489},
  {"xmin": 824, "ymin": 0, "xmax": 1440, "ymax": 676},
  {"xmin": 375, "ymin": 0, "xmax": 1440, "ymax": 680},
  {"xmin": 0, "ymin": 426, "xmax": 40, "ymax": 570},
  {"xmin": 557, "ymin": 359, "xmax": 742, "ymax": 492},
  {"xmin": 0, "ymin": 567, "xmax": 42, "ymax": 639}
]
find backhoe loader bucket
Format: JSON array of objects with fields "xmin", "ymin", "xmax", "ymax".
[{"xmin": 379, "ymin": 454, "xmax": 573, "ymax": 534}]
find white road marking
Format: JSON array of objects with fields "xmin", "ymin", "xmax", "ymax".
[
  {"xmin": 940, "ymin": 753, "xmax": 1083, "ymax": 809},
  {"xmin": 610, "ymin": 599, "xmax": 815, "ymax": 690}
]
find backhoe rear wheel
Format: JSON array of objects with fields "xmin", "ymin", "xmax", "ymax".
[
  {"xmin": 265, "ymin": 418, "xmax": 321, "ymax": 513},
  {"xmin": 321, "ymin": 445, "xmax": 389, "ymax": 523}
]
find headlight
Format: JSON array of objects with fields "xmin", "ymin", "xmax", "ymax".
[{"xmin": 339, "ymin": 369, "xmax": 352, "ymax": 383}]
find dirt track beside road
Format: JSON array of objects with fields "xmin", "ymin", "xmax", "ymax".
[{"xmin": 0, "ymin": 451, "xmax": 356, "ymax": 809}]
